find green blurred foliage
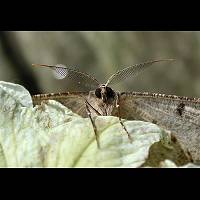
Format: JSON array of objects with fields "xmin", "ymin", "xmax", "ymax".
[{"xmin": 0, "ymin": 31, "xmax": 200, "ymax": 97}]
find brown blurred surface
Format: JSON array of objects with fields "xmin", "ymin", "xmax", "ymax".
[{"xmin": 0, "ymin": 31, "xmax": 199, "ymax": 97}]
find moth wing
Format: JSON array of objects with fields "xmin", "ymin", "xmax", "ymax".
[
  {"xmin": 32, "ymin": 92, "xmax": 89, "ymax": 117},
  {"xmin": 119, "ymin": 92, "xmax": 200, "ymax": 162}
]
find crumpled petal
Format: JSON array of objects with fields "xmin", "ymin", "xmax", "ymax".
[{"xmin": 0, "ymin": 81, "xmax": 190, "ymax": 167}]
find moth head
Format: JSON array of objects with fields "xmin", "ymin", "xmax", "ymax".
[{"xmin": 95, "ymin": 84, "xmax": 115, "ymax": 103}]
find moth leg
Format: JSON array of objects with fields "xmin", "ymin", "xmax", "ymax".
[
  {"xmin": 116, "ymin": 94, "xmax": 133, "ymax": 143},
  {"xmin": 85, "ymin": 101, "xmax": 101, "ymax": 149},
  {"xmin": 80, "ymin": 94, "xmax": 101, "ymax": 116}
]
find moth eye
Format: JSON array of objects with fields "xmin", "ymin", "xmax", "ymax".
[
  {"xmin": 106, "ymin": 87, "xmax": 115, "ymax": 98},
  {"xmin": 95, "ymin": 88, "xmax": 101, "ymax": 98}
]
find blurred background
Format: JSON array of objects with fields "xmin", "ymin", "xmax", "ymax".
[{"xmin": 0, "ymin": 31, "xmax": 200, "ymax": 97}]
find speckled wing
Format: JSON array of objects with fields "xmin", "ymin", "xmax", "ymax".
[
  {"xmin": 32, "ymin": 92, "xmax": 89, "ymax": 117},
  {"xmin": 119, "ymin": 92, "xmax": 200, "ymax": 162}
]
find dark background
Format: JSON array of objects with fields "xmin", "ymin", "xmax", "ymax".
[{"xmin": 0, "ymin": 31, "xmax": 199, "ymax": 97}]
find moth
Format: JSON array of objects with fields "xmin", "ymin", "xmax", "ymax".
[{"xmin": 32, "ymin": 59, "xmax": 200, "ymax": 163}]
